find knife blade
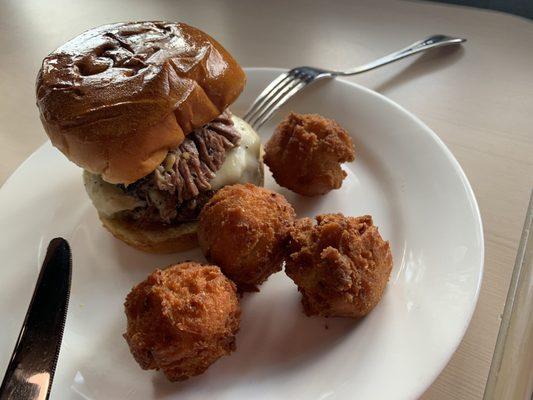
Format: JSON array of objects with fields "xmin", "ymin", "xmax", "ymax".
[{"xmin": 0, "ymin": 238, "xmax": 72, "ymax": 400}]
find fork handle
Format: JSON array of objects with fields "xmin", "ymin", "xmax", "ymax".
[{"xmin": 335, "ymin": 34, "xmax": 465, "ymax": 76}]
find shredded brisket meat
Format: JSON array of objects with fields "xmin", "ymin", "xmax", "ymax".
[{"xmin": 121, "ymin": 109, "xmax": 240, "ymax": 223}]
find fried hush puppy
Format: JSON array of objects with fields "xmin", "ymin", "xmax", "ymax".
[
  {"xmin": 198, "ymin": 183, "xmax": 296, "ymax": 291},
  {"xmin": 264, "ymin": 113, "xmax": 355, "ymax": 196},
  {"xmin": 285, "ymin": 214, "xmax": 392, "ymax": 318},
  {"xmin": 123, "ymin": 262, "xmax": 240, "ymax": 381}
]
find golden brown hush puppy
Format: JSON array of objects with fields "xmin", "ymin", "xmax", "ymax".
[
  {"xmin": 123, "ymin": 262, "xmax": 240, "ymax": 381},
  {"xmin": 198, "ymin": 183, "xmax": 296, "ymax": 291},
  {"xmin": 285, "ymin": 214, "xmax": 392, "ymax": 318},
  {"xmin": 264, "ymin": 113, "xmax": 355, "ymax": 196}
]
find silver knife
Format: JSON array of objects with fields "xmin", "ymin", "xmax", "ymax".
[{"xmin": 0, "ymin": 238, "xmax": 72, "ymax": 400}]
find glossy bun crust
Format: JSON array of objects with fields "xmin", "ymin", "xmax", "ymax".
[{"xmin": 37, "ymin": 21, "xmax": 246, "ymax": 184}]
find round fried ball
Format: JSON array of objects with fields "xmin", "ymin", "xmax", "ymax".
[
  {"xmin": 264, "ymin": 113, "xmax": 355, "ymax": 196},
  {"xmin": 198, "ymin": 183, "xmax": 296, "ymax": 291},
  {"xmin": 123, "ymin": 262, "xmax": 240, "ymax": 381},
  {"xmin": 285, "ymin": 214, "xmax": 392, "ymax": 318}
]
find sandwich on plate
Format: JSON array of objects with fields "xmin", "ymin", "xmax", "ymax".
[{"xmin": 36, "ymin": 21, "xmax": 263, "ymax": 253}]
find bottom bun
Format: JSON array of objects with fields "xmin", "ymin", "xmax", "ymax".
[{"xmin": 99, "ymin": 214, "xmax": 199, "ymax": 254}]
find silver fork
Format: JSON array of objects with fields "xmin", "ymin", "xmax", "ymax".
[{"xmin": 243, "ymin": 34, "xmax": 465, "ymax": 130}]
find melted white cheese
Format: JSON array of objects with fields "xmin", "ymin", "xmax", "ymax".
[
  {"xmin": 83, "ymin": 171, "xmax": 145, "ymax": 216},
  {"xmin": 83, "ymin": 115, "xmax": 262, "ymax": 216},
  {"xmin": 210, "ymin": 115, "xmax": 262, "ymax": 189}
]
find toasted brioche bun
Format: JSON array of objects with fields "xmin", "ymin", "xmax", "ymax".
[
  {"xmin": 100, "ymin": 215, "xmax": 199, "ymax": 253},
  {"xmin": 99, "ymin": 156, "xmax": 264, "ymax": 253},
  {"xmin": 37, "ymin": 21, "xmax": 246, "ymax": 184}
]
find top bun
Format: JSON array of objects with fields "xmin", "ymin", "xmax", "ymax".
[{"xmin": 36, "ymin": 21, "xmax": 246, "ymax": 184}]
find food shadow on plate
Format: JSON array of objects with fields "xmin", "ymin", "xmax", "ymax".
[
  {"xmin": 374, "ymin": 45, "xmax": 465, "ymax": 95},
  {"xmin": 346, "ymin": 135, "xmax": 405, "ymax": 284},
  {"xmin": 274, "ymin": 187, "xmax": 330, "ymax": 218},
  {"xmin": 108, "ymin": 231, "xmax": 206, "ymax": 276},
  {"xmin": 151, "ymin": 273, "xmax": 360, "ymax": 398}
]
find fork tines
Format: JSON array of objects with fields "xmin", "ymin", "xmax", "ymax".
[{"xmin": 243, "ymin": 70, "xmax": 308, "ymax": 130}]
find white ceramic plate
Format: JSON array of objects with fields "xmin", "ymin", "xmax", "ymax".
[{"xmin": 0, "ymin": 68, "xmax": 483, "ymax": 400}]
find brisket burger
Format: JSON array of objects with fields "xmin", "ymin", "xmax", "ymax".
[{"xmin": 36, "ymin": 21, "xmax": 263, "ymax": 253}]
